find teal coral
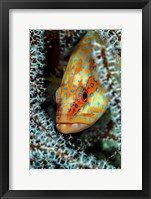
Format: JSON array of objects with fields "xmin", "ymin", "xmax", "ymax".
[{"xmin": 30, "ymin": 30, "xmax": 121, "ymax": 169}]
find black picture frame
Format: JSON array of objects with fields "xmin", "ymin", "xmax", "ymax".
[{"xmin": 0, "ymin": 0, "xmax": 150, "ymax": 198}]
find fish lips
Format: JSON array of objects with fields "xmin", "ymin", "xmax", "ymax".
[{"xmin": 56, "ymin": 123, "xmax": 90, "ymax": 134}]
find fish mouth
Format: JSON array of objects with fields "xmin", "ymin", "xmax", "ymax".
[
  {"xmin": 56, "ymin": 123, "xmax": 89, "ymax": 134},
  {"xmin": 56, "ymin": 114, "xmax": 97, "ymax": 125}
]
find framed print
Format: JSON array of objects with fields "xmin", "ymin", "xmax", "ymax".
[{"xmin": 0, "ymin": 0, "xmax": 150, "ymax": 198}]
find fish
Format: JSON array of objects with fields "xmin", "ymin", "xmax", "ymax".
[{"xmin": 55, "ymin": 31, "xmax": 110, "ymax": 134}]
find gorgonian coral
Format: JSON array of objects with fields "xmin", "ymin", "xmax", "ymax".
[{"xmin": 30, "ymin": 30, "xmax": 121, "ymax": 169}]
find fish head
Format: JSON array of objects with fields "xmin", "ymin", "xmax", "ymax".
[
  {"xmin": 55, "ymin": 31, "xmax": 109, "ymax": 134},
  {"xmin": 56, "ymin": 78, "xmax": 109, "ymax": 134}
]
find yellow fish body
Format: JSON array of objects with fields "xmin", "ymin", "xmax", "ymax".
[{"xmin": 56, "ymin": 31, "xmax": 109, "ymax": 134}]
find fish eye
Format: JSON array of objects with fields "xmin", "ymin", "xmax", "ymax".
[
  {"xmin": 82, "ymin": 90, "xmax": 88, "ymax": 102},
  {"xmin": 83, "ymin": 92, "xmax": 87, "ymax": 100},
  {"xmin": 76, "ymin": 87, "xmax": 88, "ymax": 103}
]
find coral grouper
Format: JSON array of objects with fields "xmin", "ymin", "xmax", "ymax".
[{"xmin": 56, "ymin": 31, "xmax": 113, "ymax": 134}]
